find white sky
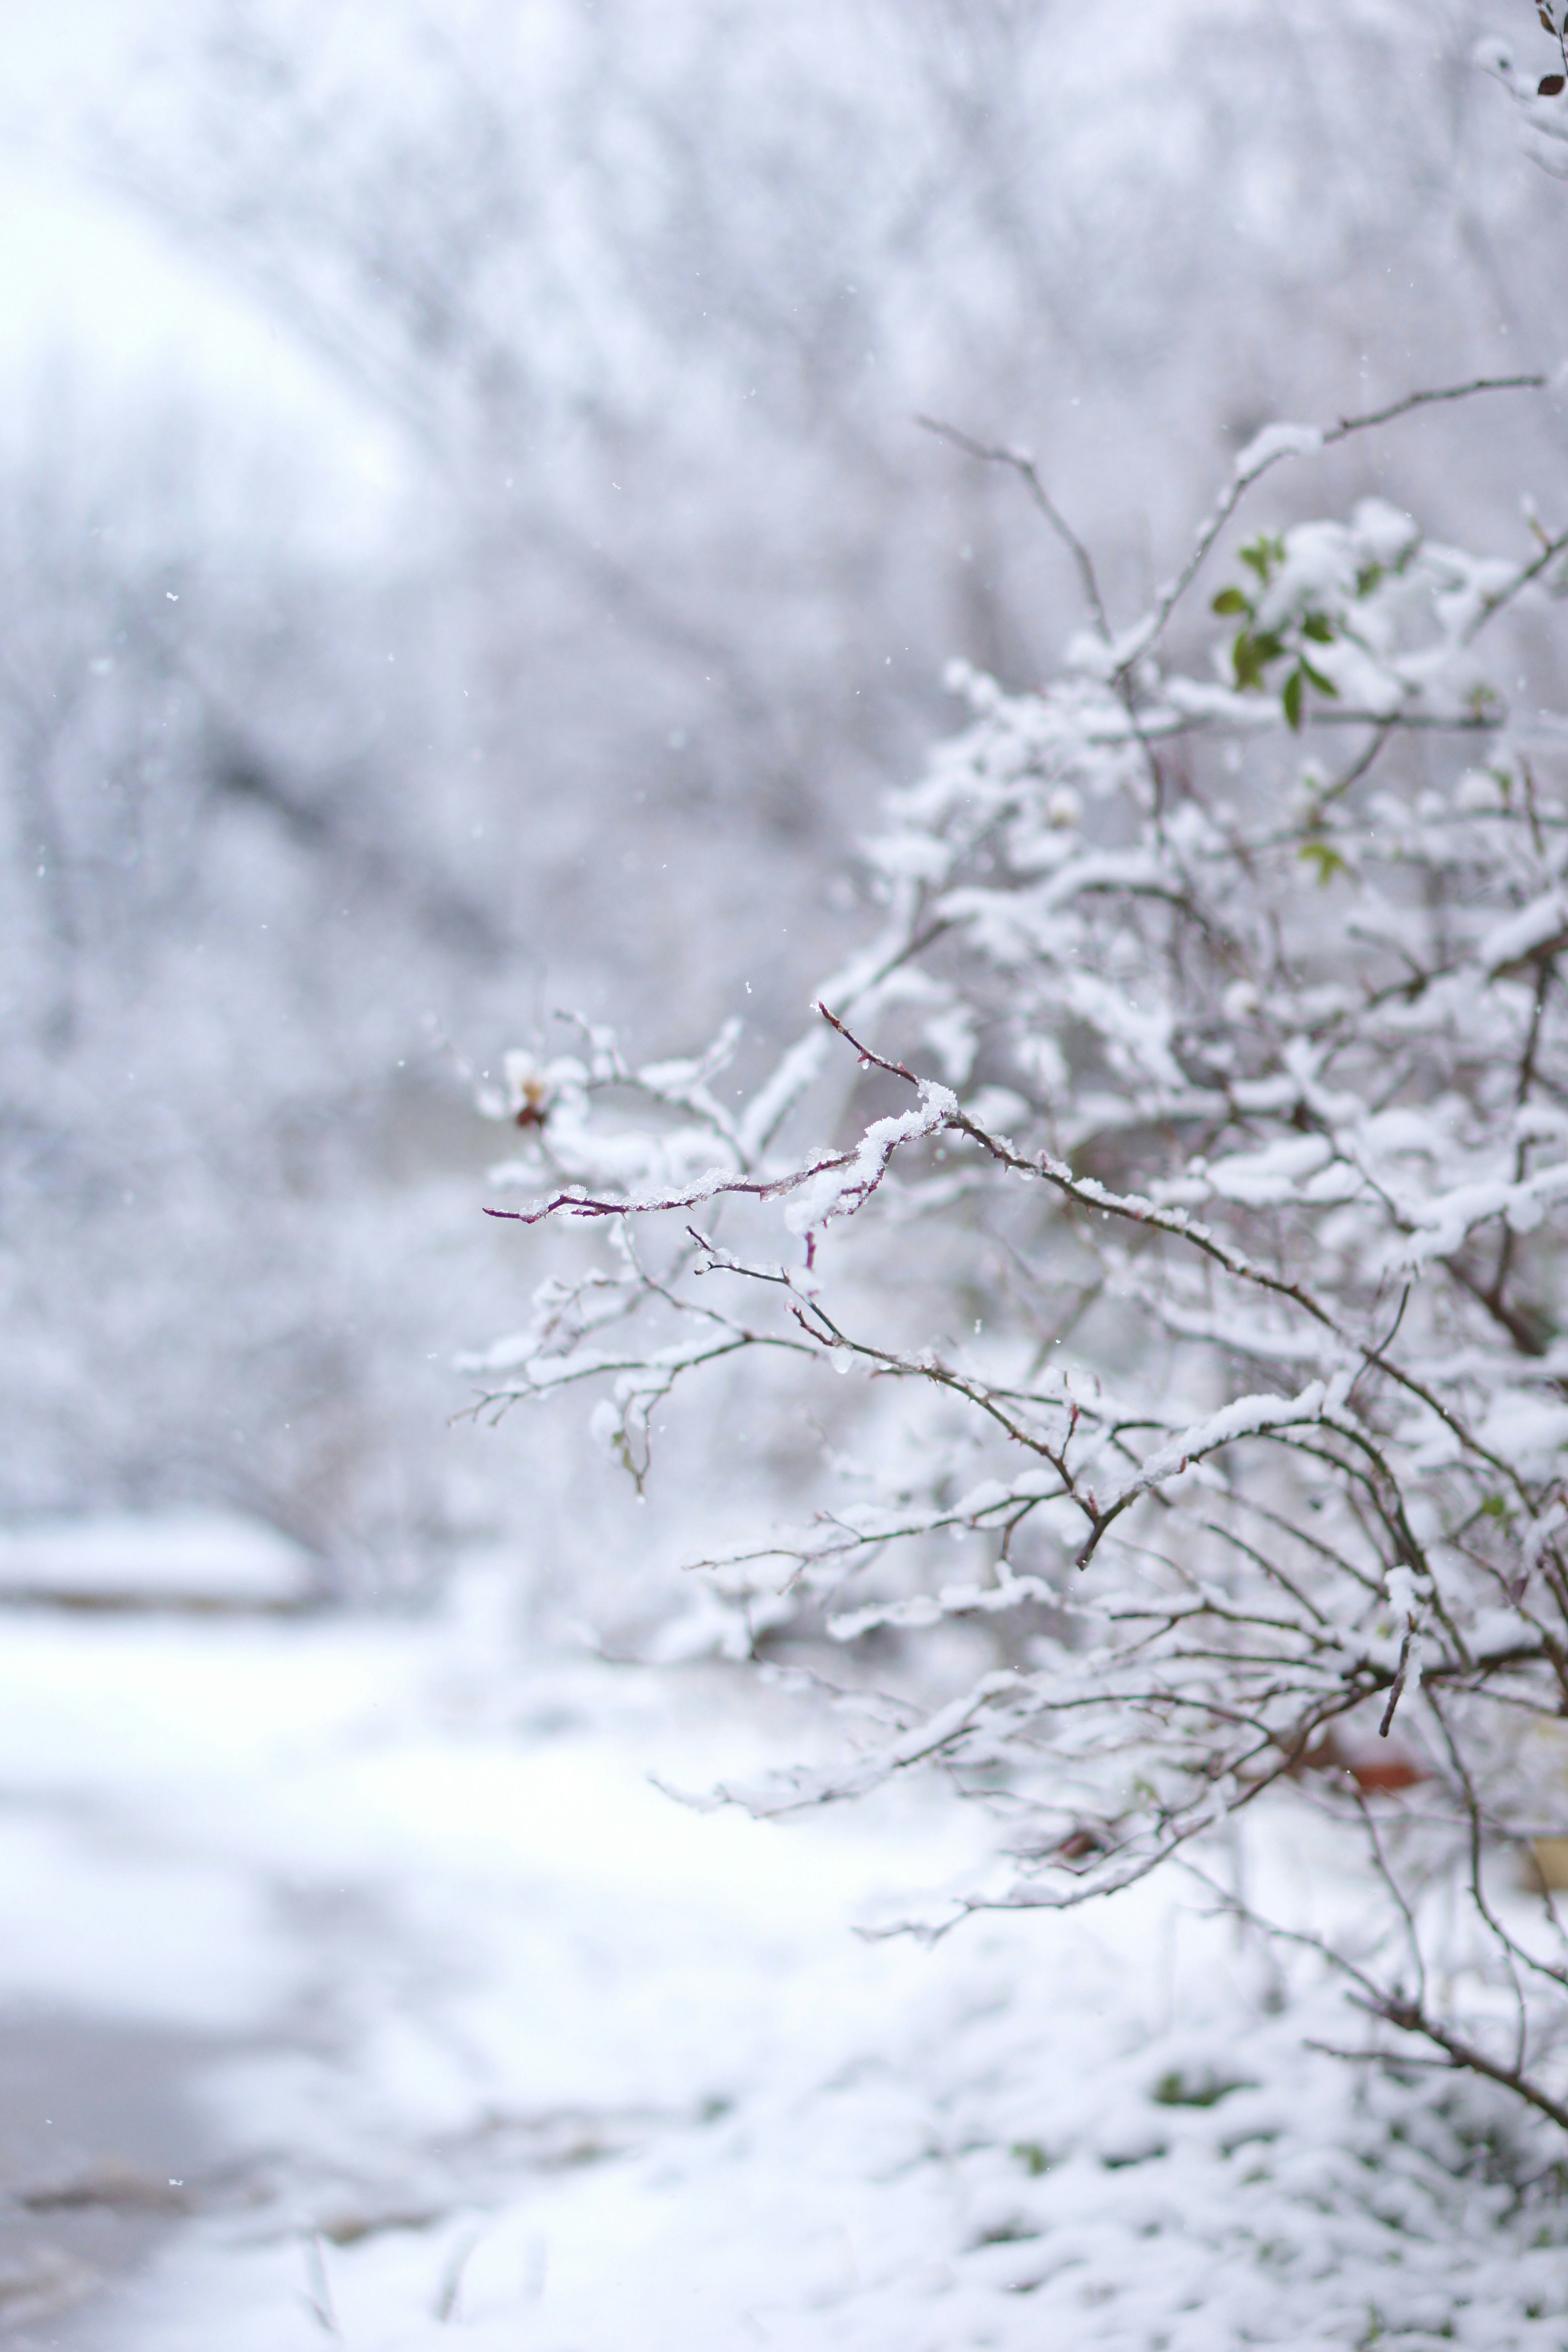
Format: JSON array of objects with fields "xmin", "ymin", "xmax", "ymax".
[{"xmin": 0, "ymin": 0, "xmax": 411, "ymax": 535}]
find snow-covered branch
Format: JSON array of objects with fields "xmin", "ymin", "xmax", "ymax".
[{"xmin": 474, "ymin": 399, "xmax": 1568, "ymax": 2133}]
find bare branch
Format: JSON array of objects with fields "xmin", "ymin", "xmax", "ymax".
[{"xmin": 916, "ymin": 414, "xmax": 1111, "ymax": 641}]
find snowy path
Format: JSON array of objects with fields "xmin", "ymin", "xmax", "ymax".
[
  {"xmin": 0, "ymin": 1584, "xmax": 1562, "ymax": 2350},
  {"xmin": 0, "ymin": 1587, "xmax": 988, "ymax": 2346}
]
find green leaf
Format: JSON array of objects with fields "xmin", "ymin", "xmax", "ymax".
[
  {"xmin": 1298, "ymin": 839, "xmax": 1346, "ymax": 885},
  {"xmin": 1283, "ymin": 666, "xmax": 1304, "ymax": 731},
  {"xmin": 1239, "ymin": 532, "xmax": 1286, "ymax": 586},
  {"xmin": 1232, "ymin": 633, "xmax": 1264, "ymax": 690},
  {"xmin": 1301, "ymin": 613, "xmax": 1334, "ymax": 643},
  {"xmin": 1354, "ymin": 562, "xmax": 1385, "ymax": 598},
  {"xmin": 1152, "ymin": 2069, "xmax": 1252, "ymax": 2109},
  {"xmin": 1233, "ymin": 628, "xmax": 1285, "ymax": 691},
  {"xmin": 1299, "ymin": 658, "xmax": 1339, "ymax": 697},
  {"xmin": 1212, "ymin": 587, "xmax": 1250, "ymax": 616}
]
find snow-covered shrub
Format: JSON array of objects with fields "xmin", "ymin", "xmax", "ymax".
[{"xmin": 474, "ymin": 380, "xmax": 1568, "ymax": 2138}]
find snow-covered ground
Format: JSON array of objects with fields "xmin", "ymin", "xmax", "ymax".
[{"xmin": 0, "ymin": 1569, "xmax": 1562, "ymax": 2352}]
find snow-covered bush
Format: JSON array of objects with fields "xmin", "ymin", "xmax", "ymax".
[{"xmin": 474, "ymin": 379, "xmax": 1568, "ymax": 2139}]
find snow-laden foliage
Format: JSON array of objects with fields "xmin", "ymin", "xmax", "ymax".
[{"xmin": 476, "ymin": 381, "xmax": 1568, "ymax": 2137}]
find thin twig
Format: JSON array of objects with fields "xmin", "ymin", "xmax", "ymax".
[
  {"xmin": 1327, "ymin": 374, "xmax": 1546, "ymax": 437},
  {"xmin": 917, "ymin": 414, "xmax": 1111, "ymax": 641},
  {"xmin": 1377, "ymin": 1621, "xmax": 1417, "ymax": 1738}
]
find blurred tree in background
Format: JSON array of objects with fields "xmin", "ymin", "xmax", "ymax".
[{"xmin": 3, "ymin": 0, "xmax": 1564, "ymax": 1594}]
